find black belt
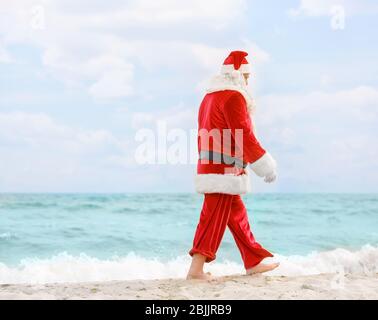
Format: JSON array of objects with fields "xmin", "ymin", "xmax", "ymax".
[{"xmin": 199, "ymin": 150, "xmax": 247, "ymax": 169}]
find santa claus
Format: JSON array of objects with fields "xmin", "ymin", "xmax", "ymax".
[{"xmin": 187, "ymin": 50, "xmax": 279, "ymax": 280}]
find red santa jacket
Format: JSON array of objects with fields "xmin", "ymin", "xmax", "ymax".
[{"xmin": 194, "ymin": 76, "xmax": 277, "ymax": 195}]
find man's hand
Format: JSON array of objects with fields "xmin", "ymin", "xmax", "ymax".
[{"xmin": 264, "ymin": 171, "xmax": 277, "ymax": 183}]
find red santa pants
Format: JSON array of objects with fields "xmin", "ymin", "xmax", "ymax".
[{"xmin": 189, "ymin": 193, "xmax": 273, "ymax": 269}]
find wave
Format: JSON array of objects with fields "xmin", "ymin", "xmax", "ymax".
[
  {"xmin": 0, "ymin": 232, "xmax": 17, "ymax": 240},
  {"xmin": 0, "ymin": 245, "xmax": 377, "ymax": 284},
  {"xmin": 63, "ymin": 203, "xmax": 104, "ymax": 211}
]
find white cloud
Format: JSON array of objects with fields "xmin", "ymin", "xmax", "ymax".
[
  {"xmin": 252, "ymin": 85, "xmax": 378, "ymax": 191},
  {"xmin": 0, "ymin": 110, "xmax": 198, "ymax": 192},
  {"xmin": 88, "ymin": 62, "xmax": 134, "ymax": 100},
  {"xmin": 289, "ymin": 0, "xmax": 378, "ymax": 17},
  {"xmin": 131, "ymin": 103, "xmax": 196, "ymax": 130},
  {"xmin": 0, "ymin": 112, "xmax": 123, "ymax": 153},
  {"xmin": 320, "ymin": 74, "xmax": 333, "ymax": 87},
  {"xmin": 0, "ymin": 44, "xmax": 11, "ymax": 63},
  {"xmin": 257, "ymin": 85, "xmax": 378, "ymax": 127},
  {"xmin": 51, "ymin": 0, "xmax": 247, "ymax": 29},
  {"xmin": 0, "ymin": 111, "xmax": 138, "ymax": 191},
  {"xmin": 0, "ymin": 0, "xmax": 252, "ymax": 100},
  {"xmin": 131, "ymin": 112, "xmax": 155, "ymax": 129}
]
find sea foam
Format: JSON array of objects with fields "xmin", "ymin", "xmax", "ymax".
[{"xmin": 0, "ymin": 245, "xmax": 377, "ymax": 284}]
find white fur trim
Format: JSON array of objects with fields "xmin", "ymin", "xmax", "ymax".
[
  {"xmin": 194, "ymin": 172, "xmax": 251, "ymax": 195},
  {"xmin": 238, "ymin": 64, "xmax": 250, "ymax": 73},
  {"xmin": 206, "ymin": 73, "xmax": 255, "ymax": 114},
  {"xmin": 221, "ymin": 63, "xmax": 250, "ymax": 74},
  {"xmin": 249, "ymin": 152, "xmax": 277, "ymax": 177}
]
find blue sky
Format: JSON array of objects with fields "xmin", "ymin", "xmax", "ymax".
[{"xmin": 0, "ymin": 0, "xmax": 377, "ymax": 192}]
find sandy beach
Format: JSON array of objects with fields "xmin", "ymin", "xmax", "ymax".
[{"xmin": 0, "ymin": 273, "xmax": 377, "ymax": 300}]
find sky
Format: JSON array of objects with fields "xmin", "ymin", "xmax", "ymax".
[{"xmin": 0, "ymin": 0, "xmax": 377, "ymax": 193}]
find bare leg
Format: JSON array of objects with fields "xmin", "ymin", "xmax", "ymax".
[
  {"xmin": 187, "ymin": 194, "xmax": 234, "ymax": 281},
  {"xmin": 186, "ymin": 254, "xmax": 213, "ymax": 280}
]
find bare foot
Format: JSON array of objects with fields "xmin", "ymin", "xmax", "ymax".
[
  {"xmin": 246, "ymin": 262, "xmax": 280, "ymax": 275},
  {"xmin": 186, "ymin": 271, "xmax": 214, "ymax": 281}
]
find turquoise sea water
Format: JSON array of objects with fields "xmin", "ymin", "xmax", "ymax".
[{"xmin": 0, "ymin": 193, "xmax": 377, "ymax": 283}]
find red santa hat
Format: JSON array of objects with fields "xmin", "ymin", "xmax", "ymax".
[{"xmin": 221, "ymin": 50, "xmax": 251, "ymax": 74}]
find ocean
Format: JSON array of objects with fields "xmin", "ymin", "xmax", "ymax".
[{"xmin": 0, "ymin": 193, "xmax": 377, "ymax": 284}]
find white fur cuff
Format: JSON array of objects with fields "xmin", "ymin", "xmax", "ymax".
[
  {"xmin": 221, "ymin": 64, "xmax": 250, "ymax": 74},
  {"xmin": 194, "ymin": 173, "xmax": 251, "ymax": 195},
  {"xmin": 249, "ymin": 152, "xmax": 277, "ymax": 177}
]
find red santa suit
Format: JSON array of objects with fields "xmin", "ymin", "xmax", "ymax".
[{"xmin": 188, "ymin": 51, "xmax": 277, "ymax": 270}]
